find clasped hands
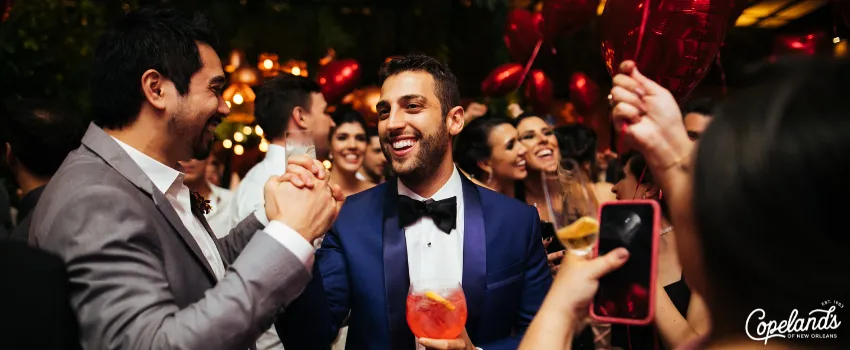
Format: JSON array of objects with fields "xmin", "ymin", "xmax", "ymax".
[{"xmin": 262, "ymin": 155, "xmax": 345, "ymax": 243}]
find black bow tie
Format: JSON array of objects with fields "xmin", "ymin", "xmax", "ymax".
[{"xmin": 398, "ymin": 196, "xmax": 457, "ymax": 234}]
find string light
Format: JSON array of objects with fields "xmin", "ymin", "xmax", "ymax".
[
  {"xmin": 263, "ymin": 59, "xmax": 274, "ymax": 70},
  {"xmin": 259, "ymin": 139, "xmax": 269, "ymax": 152},
  {"xmin": 234, "ymin": 144, "xmax": 244, "ymax": 155},
  {"xmin": 234, "ymin": 132, "xmax": 245, "ymax": 142},
  {"xmin": 322, "ymin": 160, "xmax": 332, "ymax": 170},
  {"xmin": 291, "ymin": 67, "xmax": 301, "ymax": 76},
  {"xmin": 242, "ymin": 126, "xmax": 252, "ymax": 135},
  {"xmin": 223, "ymin": 139, "xmax": 233, "ymax": 149},
  {"xmin": 255, "ymin": 125, "xmax": 264, "ymax": 136},
  {"xmin": 225, "ymin": 101, "xmax": 232, "ymax": 108},
  {"xmin": 233, "ymin": 93, "xmax": 244, "ymax": 105},
  {"xmin": 835, "ymin": 37, "xmax": 842, "ymax": 44}
]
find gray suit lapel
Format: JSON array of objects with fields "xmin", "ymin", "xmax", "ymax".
[{"xmin": 81, "ymin": 123, "xmax": 218, "ymax": 281}]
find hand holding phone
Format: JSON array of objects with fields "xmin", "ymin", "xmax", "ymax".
[{"xmin": 590, "ymin": 200, "xmax": 661, "ymax": 325}]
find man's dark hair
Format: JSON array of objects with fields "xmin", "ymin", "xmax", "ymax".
[
  {"xmin": 1, "ymin": 99, "xmax": 88, "ymax": 177},
  {"xmin": 681, "ymin": 97, "xmax": 716, "ymax": 118},
  {"xmin": 554, "ymin": 124, "xmax": 597, "ymax": 166},
  {"xmin": 378, "ymin": 55, "xmax": 460, "ymax": 116},
  {"xmin": 90, "ymin": 6, "xmax": 218, "ymax": 130},
  {"xmin": 693, "ymin": 56, "xmax": 850, "ymax": 345},
  {"xmin": 453, "ymin": 116, "xmax": 515, "ymax": 179},
  {"xmin": 254, "ymin": 75, "xmax": 321, "ymax": 141}
]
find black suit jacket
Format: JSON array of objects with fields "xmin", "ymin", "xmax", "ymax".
[{"xmin": 0, "ymin": 241, "xmax": 81, "ymax": 349}]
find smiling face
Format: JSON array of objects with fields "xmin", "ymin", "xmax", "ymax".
[
  {"xmin": 164, "ymin": 43, "xmax": 229, "ymax": 161},
  {"xmin": 330, "ymin": 121, "xmax": 367, "ymax": 174},
  {"xmin": 363, "ymin": 135, "xmax": 388, "ymax": 179},
  {"xmin": 516, "ymin": 116, "xmax": 559, "ymax": 173},
  {"xmin": 486, "ymin": 123, "xmax": 527, "ymax": 181},
  {"xmin": 376, "ymin": 71, "xmax": 461, "ymax": 185}
]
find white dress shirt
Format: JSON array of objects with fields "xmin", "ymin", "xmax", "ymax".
[
  {"xmin": 111, "ymin": 138, "xmax": 315, "ymax": 281},
  {"xmin": 231, "ymin": 144, "xmax": 287, "ymax": 227},
  {"xmin": 399, "ymin": 167, "xmax": 465, "ymax": 286},
  {"xmin": 204, "ymin": 183, "xmax": 235, "ymax": 239},
  {"xmin": 228, "ymin": 143, "xmax": 289, "ymax": 350},
  {"xmin": 399, "ymin": 168, "xmax": 466, "ymax": 350}
]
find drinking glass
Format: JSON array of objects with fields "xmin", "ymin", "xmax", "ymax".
[
  {"xmin": 406, "ymin": 279, "xmax": 468, "ymax": 339},
  {"xmin": 541, "ymin": 158, "xmax": 599, "ymax": 256},
  {"xmin": 284, "ymin": 130, "xmax": 317, "ymax": 164}
]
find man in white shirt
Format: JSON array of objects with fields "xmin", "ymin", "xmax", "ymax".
[
  {"xmin": 179, "ymin": 156, "xmax": 235, "ymax": 238},
  {"xmin": 278, "ymin": 55, "xmax": 552, "ymax": 350},
  {"xmin": 230, "ymin": 74, "xmax": 336, "ymax": 349},
  {"xmin": 29, "ymin": 7, "xmax": 344, "ymax": 349}
]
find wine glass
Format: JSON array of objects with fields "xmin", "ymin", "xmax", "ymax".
[
  {"xmin": 406, "ymin": 279, "xmax": 468, "ymax": 339},
  {"xmin": 284, "ymin": 130, "xmax": 317, "ymax": 165},
  {"xmin": 541, "ymin": 158, "xmax": 599, "ymax": 256}
]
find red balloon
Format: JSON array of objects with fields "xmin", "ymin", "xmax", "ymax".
[
  {"xmin": 773, "ymin": 32, "xmax": 830, "ymax": 57},
  {"xmin": 541, "ymin": 0, "xmax": 598, "ymax": 42},
  {"xmin": 317, "ymin": 59, "xmax": 361, "ymax": 103},
  {"xmin": 524, "ymin": 69, "xmax": 554, "ymax": 113},
  {"xmin": 504, "ymin": 9, "xmax": 544, "ymax": 63},
  {"xmin": 481, "ymin": 63, "xmax": 524, "ymax": 97},
  {"xmin": 569, "ymin": 72, "xmax": 600, "ymax": 115},
  {"xmin": 600, "ymin": 0, "xmax": 735, "ymax": 101}
]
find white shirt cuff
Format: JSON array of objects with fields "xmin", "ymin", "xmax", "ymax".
[
  {"xmin": 254, "ymin": 208, "xmax": 269, "ymax": 225},
  {"xmin": 263, "ymin": 220, "xmax": 315, "ymax": 270}
]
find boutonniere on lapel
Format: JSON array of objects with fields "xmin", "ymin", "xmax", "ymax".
[{"xmin": 190, "ymin": 190, "xmax": 211, "ymax": 215}]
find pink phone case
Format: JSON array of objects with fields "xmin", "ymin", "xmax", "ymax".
[{"xmin": 589, "ymin": 200, "xmax": 661, "ymax": 326}]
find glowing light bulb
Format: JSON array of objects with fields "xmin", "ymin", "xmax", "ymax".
[
  {"xmin": 291, "ymin": 67, "xmax": 301, "ymax": 76},
  {"xmin": 259, "ymin": 141, "xmax": 269, "ymax": 152},
  {"xmin": 234, "ymin": 132, "xmax": 244, "ymax": 142},
  {"xmin": 234, "ymin": 144, "xmax": 244, "ymax": 155},
  {"xmin": 225, "ymin": 101, "xmax": 232, "ymax": 108},
  {"xmin": 255, "ymin": 125, "xmax": 264, "ymax": 136},
  {"xmin": 835, "ymin": 37, "xmax": 842, "ymax": 44},
  {"xmin": 242, "ymin": 126, "xmax": 252, "ymax": 135},
  {"xmin": 263, "ymin": 59, "xmax": 274, "ymax": 70},
  {"xmin": 223, "ymin": 139, "xmax": 233, "ymax": 149},
  {"xmin": 322, "ymin": 160, "xmax": 332, "ymax": 170},
  {"xmin": 233, "ymin": 93, "xmax": 244, "ymax": 105}
]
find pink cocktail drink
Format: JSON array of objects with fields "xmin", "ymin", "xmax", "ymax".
[{"xmin": 406, "ymin": 280, "xmax": 468, "ymax": 339}]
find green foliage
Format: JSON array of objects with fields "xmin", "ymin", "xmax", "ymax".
[{"xmin": 0, "ymin": 0, "xmax": 134, "ymax": 114}]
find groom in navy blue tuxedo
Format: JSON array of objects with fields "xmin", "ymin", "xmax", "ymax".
[{"xmin": 277, "ymin": 55, "xmax": 552, "ymax": 350}]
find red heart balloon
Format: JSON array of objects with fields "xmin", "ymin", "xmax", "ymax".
[
  {"xmin": 481, "ymin": 63, "xmax": 524, "ymax": 97},
  {"xmin": 600, "ymin": 0, "xmax": 735, "ymax": 101},
  {"xmin": 541, "ymin": 0, "xmax": 599, "ymax": 43},
  {"xmin": 524, "ymin": 69, "xmax": 554, "ymax": 113},
  {"xmin": 569, "ymin": 72, "xmax": 600, "ymax": 116},
  {"xmin": 317, "ymin": 59, "xmax": 361, "ymax": 103},
  {"xmin": 504, "ymin": 9, "xmax": 544, "ymax": 63}
]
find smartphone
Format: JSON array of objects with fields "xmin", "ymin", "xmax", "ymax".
[{"xmin": 590, "ymin": 200, "xmax": 660, "ymax": 325}]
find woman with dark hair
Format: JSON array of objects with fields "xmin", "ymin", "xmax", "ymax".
[
  {"xmin": 555, "ymin": 124, "xmax": 617, "ymax": 207},
  {"xmin": 611, "ymin": 152, "xmax": 709, "ymax": 349},
  {"xmin": 329, "ymin": 108, "xmax": 374, "ymax": 197},
  {"xmin": 453, "ymin": 116, "xmax": 527, "ymax": 197},
  {"xmin": 513, "ymin": 113, "xmax": 560, "ymax": 220},
  {"xmin": 520, "ymin": 58, "xmax": 850, "ymax": 349}
]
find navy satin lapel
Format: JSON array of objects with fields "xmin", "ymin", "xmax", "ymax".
[
  {"xmin": 383, "ymin": 180, "xmax": 414, "ymax": 349},
  {"xmin": 461, "ymin": 175, "xmax": 486, "ymax": 337}
]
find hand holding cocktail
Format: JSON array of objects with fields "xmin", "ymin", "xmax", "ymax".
[{"xmin": 407, "ymin": 279, "xmax": 475, "ymax": 349}]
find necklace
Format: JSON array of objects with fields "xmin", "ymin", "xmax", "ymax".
[{"xmin": 661, "ymin": 226, "xmax": 673, "ymax": 235}]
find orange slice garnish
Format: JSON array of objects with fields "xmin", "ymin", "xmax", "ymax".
[{"xmin": 424, "ymin": 291, "xmax": 456, "ymax": 311}]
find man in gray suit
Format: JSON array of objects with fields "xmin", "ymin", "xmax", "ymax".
[{"xmin": 30, "ymin": 6, "xmax": 343, "ymax": 350}]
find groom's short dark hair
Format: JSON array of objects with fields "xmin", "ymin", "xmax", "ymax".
[
  {"xmin": 91, "ymin": 6, "xmax": 218, "ymax": 130},
  {"xmin": 378, "ymin": 55, "xmax": 460, "ymax": 116}
]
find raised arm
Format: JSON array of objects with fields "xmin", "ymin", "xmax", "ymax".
[{"xmin": 654, "ymin": 288, "xmax": 710, "ymax": 349}]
